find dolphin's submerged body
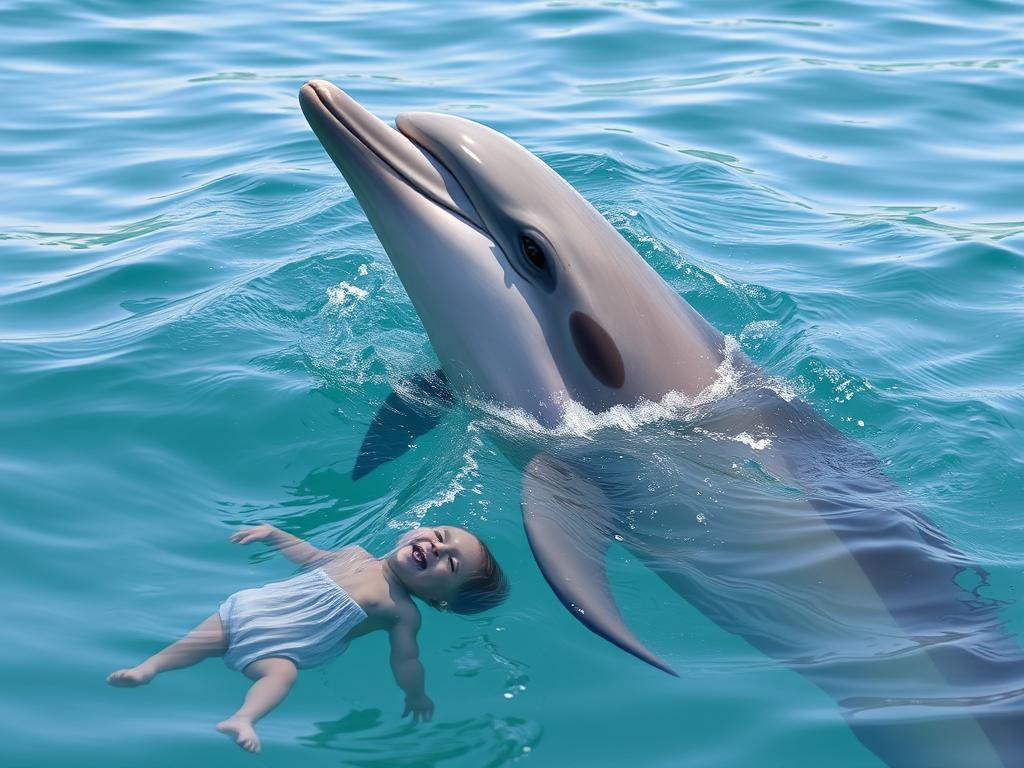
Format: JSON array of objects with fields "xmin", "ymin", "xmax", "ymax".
[{"xmin": 299, "ymin": 80, "xmax": 1024, "ymax": 767}]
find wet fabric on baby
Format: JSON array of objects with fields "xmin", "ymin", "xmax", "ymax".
[{"xmin": 219, "ymin": 568, "xmax": 367, "ymax": 671}]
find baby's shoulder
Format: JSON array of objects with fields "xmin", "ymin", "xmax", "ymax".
[
  {"xmin": 360, "ymin": 584, "xmax": 419, "ymax": 630},
  {"xmin": 330, "ymin": 544, "xmax": 373, "ymax": 563}
]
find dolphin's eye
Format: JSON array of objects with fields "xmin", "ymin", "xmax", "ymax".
[
  {"xmin": 521, "ymin": 236, "xmax": 548, "ymax": 271},
  {"xmin": 517, "ymin": 233, "xmax": 556, "ymax": 291}
]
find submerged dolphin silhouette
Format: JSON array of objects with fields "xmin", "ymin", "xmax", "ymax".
[{"xmin": 299, "ymin": 80, "xmax": 1024, "ymax": 767}]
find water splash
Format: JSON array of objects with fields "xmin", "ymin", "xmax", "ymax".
[
  {"xmin": 471, "ymin": 335, "xmax": 797, "ymax": 439},
  {"xmin": 326, "ymin": 280, "xmax": 368, "ymax": 306}
]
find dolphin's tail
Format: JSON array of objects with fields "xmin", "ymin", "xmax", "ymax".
[
  {"xmin": 768, "ymin": 394, "xmax": 1024, "ymax": 767},
  {"xmin": 800, "ymin": 494, "xmax": 1024, "ymax": 768},
  {"xmin": 651, "ymin": 560, "xmax": 1024, "ymax": 768},
  {"xmin": 821, "ymin": 617, "xmax": 1024, "ymax": 768}
]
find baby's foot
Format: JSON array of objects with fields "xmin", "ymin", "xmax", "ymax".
[
  {"xmin": 216, "ymin": 718, "xmax": 260, "ymax": 753},
  {"xmin": 106, "ymin": 664, "xmax": 155, "ymax": 687}
]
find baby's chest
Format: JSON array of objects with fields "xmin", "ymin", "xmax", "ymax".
[
  {"xmin": 321, "ymin": 576, "xmax": 390, "ymax": 622},
  {"xmin": 342, "ymin": 597, "xmax": 396, "ymax": 640},
  {"xmin": 329, "ymin": 574, "xmax": 390, "ymax": 615}
]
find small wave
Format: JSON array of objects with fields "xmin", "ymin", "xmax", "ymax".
[
  {"xmin": 692, "ymin": 425, "xmax": 773, "ymax": 452},
  {"xmin": 471, "ymin": 335, "xmax": 768, "ymax": 439},
  {"xmin": 385, "ymin": 427, "xmax": 483, "ymax": 524}
]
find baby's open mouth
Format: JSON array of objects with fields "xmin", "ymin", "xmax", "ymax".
[{"xmin": 411, "ymin": 542, "xmax": 427, "ymax": 570}]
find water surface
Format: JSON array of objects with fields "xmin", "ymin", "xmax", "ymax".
[{"xmin": 2, "ymin": 1, "xmax": 1022, "ymax": 766}]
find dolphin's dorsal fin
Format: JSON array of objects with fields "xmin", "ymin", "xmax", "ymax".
[
  {"xmin": 352, "ymin": 369, "xmax": 454, "ymax": 480},
  {"xmin": 521, "ymin": 455, "xmax": 677, "ymax": 677}
]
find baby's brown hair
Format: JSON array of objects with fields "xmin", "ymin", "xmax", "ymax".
[{"xmin": 449, "ymin": 538, "xmax": 509, "ymax": 615}]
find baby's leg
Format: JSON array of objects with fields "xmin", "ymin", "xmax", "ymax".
[
  {"xmin": 216, "ymin": 657, "xmax": 298, "ymax": 753},
  {"xmin": 107, "ymin": 612, "xmax": 226, "ymax": 687}
]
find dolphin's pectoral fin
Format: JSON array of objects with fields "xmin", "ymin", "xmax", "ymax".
[
  {"xmin": 352, "ymin": 369, "xmax": 455, "ymax": 480},
  {"xmin": 521, "ymin": 455, "xmax": 677, "ymax": 677}
]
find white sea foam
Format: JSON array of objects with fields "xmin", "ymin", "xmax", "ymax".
[
  {"xmin": 732, "ymin": 431, "xmax": 772, "ymax": 450},
  {"xmin": 472, "ymin": 335, "xmax": 747, "ymax": 439},
  {"xmin": 327, "ymin": 281, "xmax": 368, "ymax": 305},
  {"xmin": 693, "ymin": 425, "xmax": 773, "ymax": 451},
  {"xmin": 739, "ymin": 319, "xmax": 780, "ymax": 342},
  {"xmin": 764, "ymin": 375, "xmax": 799, "ymax": 403},
  {"xmin": 708, "ymin": 269, "xmax": 730, "ymax": 287}
]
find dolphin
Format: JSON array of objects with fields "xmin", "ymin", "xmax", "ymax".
[{"xmin": 298, "ymin": 79, "xmax": 1024, "ymax": 767}]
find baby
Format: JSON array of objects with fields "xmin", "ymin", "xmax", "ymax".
[{"xmin": 107, "ymin": 522, "xmax": 508, "ymax": 753}]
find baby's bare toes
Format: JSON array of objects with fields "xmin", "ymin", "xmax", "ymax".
[
  {"xmin": 217, "ymin": 718, "xmax": 260, "ymax": 753},
  {"xmin": 107, "ymin": 667, "xmax": 152, "ymax": 687}
]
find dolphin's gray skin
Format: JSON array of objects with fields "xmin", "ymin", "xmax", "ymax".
[{"xmin": 299, "ymin": 80, "xmax": 1024, "ymax": 767}]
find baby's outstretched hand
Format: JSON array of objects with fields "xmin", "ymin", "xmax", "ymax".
[
  {"xmin": 230, "ymin": 524, "xmax": 276, "ymax": 546},
  {"xmin": 403, "ymin": 694, "xmax": 434, "ymax": 723}
]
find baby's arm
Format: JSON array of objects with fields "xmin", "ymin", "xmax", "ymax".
[
  {"xmin": 230, "ymin": 523, "xmax": 332, "ymax": 567},
  {"xmin": 388, "ymin": 606, "xmax": 433, "ymax": 723}
]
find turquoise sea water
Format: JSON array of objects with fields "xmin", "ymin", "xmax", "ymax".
[{"xmin": 2, "ymin": 1, "xmax": 1023, "ymax": 765}]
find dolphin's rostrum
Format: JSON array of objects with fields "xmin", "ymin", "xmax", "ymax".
[{"xmin": 300, "ymin": 80, "xmax": 1024, "ymax": 768}]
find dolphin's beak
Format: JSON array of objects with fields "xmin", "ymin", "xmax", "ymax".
[{"xmin": 298, "ymin": 80, "xmax": 484, "ymax": 231}]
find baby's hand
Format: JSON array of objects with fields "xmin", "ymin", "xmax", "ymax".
[
  {"xmin": 229, "ymin": 523, "xmax": 276, "ymax": 545},
  {"xmin": 402, "ymin": 694, "xmax": 434, "ymax": 724}
]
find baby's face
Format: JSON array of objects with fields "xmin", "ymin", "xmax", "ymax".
[{"xmin": 393, "ymin": 526, "xmax": 485, "ymax": 605}]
